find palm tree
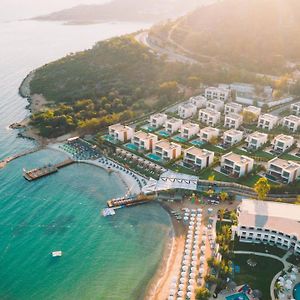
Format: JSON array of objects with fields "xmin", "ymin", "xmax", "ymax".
[
  {"xmin": 220, "ymin": 191, "xmax": 229, "ymax": 202},
  {"xmin": 219, "ymin": 208, "xmax": 226, "ymax": 224},
  {"xmin": 274, "ymin": 282, "xmax": 283, "ymax": 299}
]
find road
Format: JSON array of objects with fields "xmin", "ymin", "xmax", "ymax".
[{"xmin": 135, "ymin": 31, "xmax": 199, "ymax": 65}]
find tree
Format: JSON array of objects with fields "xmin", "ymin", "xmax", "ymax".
[
  {"xmin": 209, "ymin": 135, "xmax": 218, "ymax": 145},
  {"xmin": 229, "ymin": 211, "xmax": 238, "ymax": 225},
  {"xmin": 242, "ymin": 111, "xmax": 257, "ymax": 124},
  {"xmin": 220, "ymin": 191, "xmax": 229, "ymax": 202},
  {"xmin": 274, "ymin": 282, "xmax": 284, "ymax": 299},
  {"xmin": 195, "ymin": 287, "xmax": 211, "ymax": 300},
  {"xmin": 208, "ymin": 174, "xmax": 215, "ymax": 182},
  {"xmin": 159, "ymin": 81, "xmax": 179, "ymax": 101},
  {"xmin": 254, "ymin": 177, "xmax": 271, "ymax": 200},
  {"xmin": 219, "ymin": 208, "xmax": 226, "ymax": 223}
]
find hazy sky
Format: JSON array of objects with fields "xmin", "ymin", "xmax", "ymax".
[{"xmin": 0, "ymin": 0, "xmax": 110, "ymax": 21}]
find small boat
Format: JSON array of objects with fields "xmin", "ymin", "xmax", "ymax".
[
  {"xmin": 102, "ymin": 208, "xmax": 115, "ymax": 217},
  {"xmin": 52, "ymin": 251, "xmax": 62, "ymax": 257}
]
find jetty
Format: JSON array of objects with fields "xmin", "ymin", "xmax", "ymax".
[
  {"xmin": 23, "ymin": 159, "xmax": 74, "ymax": 181},
  {"xmin": 107, "ymin": 194, "xmax": 155, "ymax": 209},
  {"xmin": 0, "ymin": 147, "xmax": 42, "ymax": 169}
]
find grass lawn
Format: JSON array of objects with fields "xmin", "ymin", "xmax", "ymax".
[
  {"xmin": 286, "ymin": 254, "xmax": 300, "ymax": 266},
  {"xmin": 254, "ymin": 150, "xmax": 275, "ymax": 160},
  {"xmin": 237, "ymin": 174, "xmax": 261, "ymax": 187},
  {"xmin": 234, "ymin": 239, "xmax": 287, "ymax": 257},
  {"xmin": 201, "ymin": 143, "xmax": 226, "ymax": 154},
  {"xmin": 233, "ymin": 254, "xmax": 284, "ymax": 299},
  {"xmin": 279, "ymin": 153, "xmax": 300, "ymax": 161}
]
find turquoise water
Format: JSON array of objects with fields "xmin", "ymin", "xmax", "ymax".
[
  {"xmin": 141, "ymin": 125, "xmax": 156, "ymax": 132},
  {"xmin": 0, "ymin": 149, "xmax": 171, "ymax": 299},
  {"xmin": 147, "ymin": 153, "xmax": 162, "ymax": 162},
  {"xmin": 172, "ymin": 135, "xmax": 187, "ymax": 143},
  {"xmin": 226, "ymin": 292, "xmax": 250, "ymax": 300},
  {"xmin": 191, "ymin": 139, "xmax": 206, "ymax": 147},
  {"xmin": 125, "ymin": 143, "xmax": 139, "ymax": 152},
  {"xmin": 157, "ymin": 130, "xmax": 170, "ymax": 138},
  {"xmin": 294, "ymin": 283, "xmax": 300, "ymax": 300}
]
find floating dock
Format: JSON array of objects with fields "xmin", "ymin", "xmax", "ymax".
[
  {"xmin": 23, "ymin": 159, "xmax": 74, "ymax": 181},
  {"xmin": 107, "ymin": 194, "xmax": 155, "ymax": 209}
]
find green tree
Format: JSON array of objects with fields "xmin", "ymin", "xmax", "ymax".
[
  {"xmin": 220, "ymin": 191, "xmax": 229, "ymax": 202},
  {"xmin": 274, "ymin": 282, "xmax": 284, "ymax": 299},
  {"xmin": 219, "ymin": 208, "xmax": 226, "ymax": 223},
  {"xmin": 195, "ymin": 287, "xmax": 211, "ymax": 300},
  {"xmin": 254, "ymin": 177, "xmax": 271, "ymax": 200}
]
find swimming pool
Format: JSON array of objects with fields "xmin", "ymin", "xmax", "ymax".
[
  {"xmin": 146, "ymin": 153, "xmax": 162, "ymax": 162},
  {"xmin": 124, "ymin": 143, "xmax": 139, "ymax": 151},
  {"xmin": 294, "ymin": 283, "xmax": 300, "ymax": 300},
  {"xmin": 172, "ymin": 135, "xmax": 187, "ymax": 143},
  {"xmin": 225, "ymin": 292, "xmax": 250, "ymax": 300},
  {"xmin": 157, "ymin": 130, "xmax": 170, "ymax": 138},
  {"xmin": 103, "ymin": 134, "xmax": 117, "ymax": 143},
  {"xmin": 190, "ymin": 139, "xmax": 206, "ymax": 147},
  {"xmin": 141, "ymin": 124, "xmax": 156, "ymax": 132}
]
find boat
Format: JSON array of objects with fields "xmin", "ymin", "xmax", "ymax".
[
  {"xmin": 52, "ymin": 251, "xmax": 62, "ymax": 257},
  {"xmin": 102, "ymin": 208, "xmax": 116, "ymax": 217}
]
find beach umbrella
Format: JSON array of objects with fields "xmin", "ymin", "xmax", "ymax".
[
  {"xmin": 191, "ymin": 261, "xmax": 197, "ymax": 266},
  {"xmin": 189, "ymin": 278, "xmax": 195, "ymax": 284},
  {"xmin": 292, "ymin": 267, "xmax": 299, "ymax": 273},
  {"xmin": 187, "ymin": 292, "xmax": 192, "ymax": 299},
  {"xmin": 183, "ymin": 259, "xmax": 189, "ymax": 265},
  {"xmin": 201, "ymin": 245, "xmax": 206, "ymax": 251},
  {"xmin": 190, "ymin": 221, "xmax": 195, "ymax": 226},
  {"xmin": 171, "ymin": 277, "xmax": 177, "ymax": 283},
  {"xmin": 168, "ymin": 296, "xmax": 174, "ymax": 300},
  {"xmin": 181, "ymin": 272, "xmax": 187, "ymax": 277},
  {"xmin": 179, "ymin": 277, "xmax": 185, "ymax": 284},
  {"xmin": 186, "ymin": 238, "xmax": 192, "ymax": 244},
  {"xmin": 189, "ymin": 225, "xmax": 193, "ymax": 230},
  {"xmin": 185, "ymin": 249, "xmax": 190, "ymax": 254},
  {"xmin": 286, "ymin": 279, "xmax": 292, "ymax": 286},
  {"xmin": 202, "ymin": 236, "xmax": 207, "ymax": 242},
  {"xmin": 278, "ymin": 293, "xmax": 285, "ymax": 300},
  {"xmin": 193, "ymin": 244, "xmax": 198, "ymax": 250},
  {"xmin": 199, "ymin": 267, "xmax": 204, "ymax": 274},
  {"xmin": 177, "ymin": 291, "xmax": 184, "ymax": 297},
  {"xmin": 200, "ymin": 256, "xmax": 205, "ymax": 262},
  {"xmin": 192, "ymin": 250, "xmax": 197, "ymax": 256},
  {"xmin": 278, "ymin": 276, "xmax": 284, "ymax": 282},
  {"xmin": 184, "ymin": 255, "xmax": 189, "ymax": 260},
  {"xmin": 192, "ymin": 255, "xmax": 197, "ymax": 260},
  {"xmin": 177, "ymin": 298, "xmax": 183, "ymax": 300},
  {"xmin": 178, "ymin": 284, "xmax": 184, "ymax": 290},
  {"xmin": 190, "ymin": 273, "xmax": 195, "ymax": 278},
  {"xmin": 290, "ymin": 274, "xmax": 296, "ymax": 281},
  {"xmin": 187, "ymin": 285, "xmax": 193, "ymax": 291},
  {"xmin": 170, "ymin": 282, "xmax": 176, "ymax": 289},
  {"xmin": 195, "ymin": 230, "xmax": 200, "ymax": 235},
  {"xmin": 182, "ymin": 266, "xmax": 188, "ymax": 271},
  {"xmin": 191, "ymin": 267, "xmax": 196, "ymax": 272},
  {"xmin": 184, "ymin": 217, "xmax": 189, "ymax": 221},
  {"xmin": 187, "ymin": 234, "xmax": 192, "ymax": 239},
  {"xmin": 169, "ymin": 289, "xmax": 175, "ymax": 296},
  {"xmin": 208, "ymin": 208, "xmax": 213, "ymax": 213},
  {"xmin": 197, "ymin": 208, "xmax": 202, "ymax": 212},
  {"xmin": 190, "ymin": 216, "xmax": 195, "ymax": 220}
]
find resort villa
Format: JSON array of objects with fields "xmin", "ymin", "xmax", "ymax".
[
  {"xmin": 198, "ymin": 127, "xmax": 219, "ymax": 143},
  {"xmin": 224, "ymin": 102, "xmax": 243, "ymax": 115},
  {"xmin": 257, "ymin": 113, "xmax": 279, "ymax": 131},
  {"xmin": 220, "ymin": 152, "xmax": 254, "ymax": 177},
  {"xmin": 149, "ymin": 113, "xmax": 168, "ymax": 129},
  {"xmin": 199, "ymin": 108, "xmax": 221, "ymax": 126},
  {"xmin": 205, "ymin": 86, "xmax": 230, "ymax": 101},
  {"xmin": 131, "ymin": 131, "xmax": 158, "ymax": 151},
  {"xmin": 178, "ymin": 102, "xmax": 197, "ymax": 119},
  {"xmin": 189, "ymin": 95, "xmax": 207, "ymax": 108},
  {"xmin": 183, "ymin": 146, "xmax": 214, "ymax": 169},
  {"xmin": 223, "ymin": 129, "xmax": 243, "ymax": 147},
  {"xmin": 206, "ymin": 99, "xmax": 224, "ymax": 112},
  {"xmin": 282, "ymin": 115, "xmax": 300, "ymax": 132},
  {"xmin": 267, "ymin": 157, "xmax": 300, "ymax": 183},
  {"xmin": 245, "ymin": 131, "xmax": 268, "ymax": 150},
  {"xmin": 108, "ymin": 123, "xmax": 134, "ymax": 142},
  {"xmin": 153, "ymin": 139, "xmax": 182, "ymax": 160},
  {"xmin": 180, "ymin": 122, "xmax": 200, "ymax": 139},
  {"xmin": 236, "ymin": 200, "xmax": 300, "ymax": 255},
  {"xmin": 224, "ymin": 113, "xmax": 243, "ymax": 129},
  {"xmin": 243, "ymin": 106, "xmax": 261, "ymax": 120},
  {"xmin": 291, "ymin": 101, "xmax": 300, "ymax": 116},
  {"xmin": 164, "ymin": 118, "xmax": 183, "ymax": 134},
  {"xmin": 271, "ymin": 134, "xmax": 294, "ymax": 153}
]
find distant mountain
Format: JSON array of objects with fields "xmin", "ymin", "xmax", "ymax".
[
  {"xmin": 32, "ymin": 0, "xmax": 213, "ymax": 24},
  {"xmin": 151, "ymin": 0, "xmax": 300, "ymax": 73}
]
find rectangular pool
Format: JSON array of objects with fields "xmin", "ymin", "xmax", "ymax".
[
  {"xmin": 190, "ymin": 139, "xmax": 206, "ymax": 147},
  {"xmin": 157, "ymin": 130, "xmax": 170, "ymax": 138},
  {"xmin": 141, "ymin": 124, "xmax": 156, "ymax": 132},
  {"xmin": 125, "ymin": 143, "xmax": 139, "ymax": 151},
  {"xmin": 226, "ymin": 292, "xmax": 250, "ymax": 300},
  {"xmin": 147, "ymin": 153, "xmax": 162, "ymax": 162},
  {"xmin": 172, "ymin": 135, "xmax": 187, "ymax": 143}
]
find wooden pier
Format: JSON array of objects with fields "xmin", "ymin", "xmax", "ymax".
[
  {"xmin": 107, "ymin": 194, "xmax": 155, "ymax": 209},
  {"xmin": 23, "ymin": 159, "xmax": 74, "ymax": 181}
]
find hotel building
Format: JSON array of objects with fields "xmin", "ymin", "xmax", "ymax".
[
  {"xmin": 180, "ymin": 122, "xmax": 200, "ymax": 140},
  {"xmin": 198, "ymin": 108, "xmax": 221, "ymax": 126},
  {"xmin": 183, "ymin": 146, "xmax": 214, "ymax": 169},
  {"xmin": 153, "ymin": 140, "xmax": 181, "ymax": 160},
  {"xmin": 205, "ymin": 87, "xmax": 230, "ymax": 101},
  {"xmin": 108, "ymin": 123, "xmax": 134, "ymax": 142},
  {"xmin": 178, "ymin": 102, "xmax": 197, "ymax": 119},
  {"xmin": 131, "ymin": 131, "xmax": 158, "ymax": 151},
  {"xmin": 198, "ymin": 127, "xmax": 220, "ymax": 143},
  {"xmin": 257, "ymin": 114, "xmax": 279, "ymax": 131},
  {"xmin": 164, "ymin": 118, "xmax": 183, "ymax": 134},
  {"xmin": 243, "ymin": 106, "xmax": 261, "ymax": 120},
  {"xmin": 282, "ymin": 115, "xmax": 300, "ymax": 132},
  {"xmin": 224, "ymin": 113, "xmax": 243, "ymax": 129},
  {"xmin": 149, "ymin": 113, "xmax": 168, "ymax": 129},
  {"xmin": 291, "ymin": 101, "xmax": 300, "ymax": 116},
  {"xmin": 224, "ymin": 102, "xmax": 243, "ymax": 115},
  {"xmin": 206, "ymin": 99, "xmax": 224, "ymax": 112},
  {"xmin": 271, "ymin": 134, "xmax": 294, "ymax": 153},
  {"xmin": 189, "ymin": 95, "xmax": 207, "ymax": 108},
  {"xmin": 245, "ymin": 131, "xmax": 268, "ymax": 150},
  {"xmin": 223, "ymin": 129, "xmax": 243, "ymax": 147}
]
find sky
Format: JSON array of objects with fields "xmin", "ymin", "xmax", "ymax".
[{"xmin": 0, "ymin": 0, "xmax": 110, "ymax": 21}]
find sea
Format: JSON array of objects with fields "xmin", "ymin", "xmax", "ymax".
[{"xmin": 0, "ymin": 1, "xmax": 172, "ymax": 299}]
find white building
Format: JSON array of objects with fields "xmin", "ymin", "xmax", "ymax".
[
  {"xmin": 282, "ymin": 115, "xmax": 300, "ymax": 132},
  {"xmin": 267, "ymin": 158, "xmax": 300, "ymax": 184},
  {"xmin": 153, "ymin": 140, "xmax": 181, "ymax": 160},
  {"xmin": 221, "ymin": 152, "xmax": 254, "ymax": 177},
  {"xmin": 223, "ymin": 129, "xmax": 243, "ymax": 147},
  {"xmin": 164, "ymin": 118, "xmax": 183, "ymax": 134},
  {"xmin": 131, "ymin": 131, "xmax": 158, "ymax": 151},
  {"xmin": 198, "ymin": 127, "xmax": 220, "ymax": 143},
  {"xmin": 291, "ymin": 101, "xmax": 300, "ymax": 116},
  {"xmin": 257, "ymin": 114, "xmax": 279, "ymax": 131},
  {"xmin": 236, "ymin": 200, "xmax": 300, "ymax": 255},
  {"xmin": 224, "ymin": 102, "xmax": 243, "ymax": 115},
  {"xmin": 224, "ymin": 113, "xmax": 243, "ymax": 129},
  {"xmin": 149, "ymin": 113, "xmax": 168, "ymax": 129},
  {"xmin": 180, "ymin": 122, "xmax": 200, "ymax": 140},
  {"xmin": 178, "ymin": 102, "xmax": 197, "ymax": 119},
  {"xmin": 243, "ymin": 106, "xmax": 261, "ymax": 120},
  {"xmin": 183, "ymin": 146, "xmax": 214, "ymax": 169},
  {"xmin": 198, "ymin": 108, "xmax": 221, "ymax": 126},
  {"xmin": 205, "ymin": 87, "xmax": 230, "ymax": 101},
  {"xmin": 206, "ymin": 99, "xmax": 224, "ymax": 112},
  {"xmin": 108, "ymin": 123, "xmax": 134, "ymax": 142},
  {"xmin": 246, "ymin": 131, "xmax": 268, "ymax": 150},
  {"xmin": 272, "ymin": 134, "xmax": 294, "ymax": 153},
  {"xmin": 189, "ymin": 95, "xmax": 207, "ymax": 108}
]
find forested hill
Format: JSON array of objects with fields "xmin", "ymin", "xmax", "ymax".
[{"xmin": 151, "ymin": 0, "xmax": 300, "ymax": 73}]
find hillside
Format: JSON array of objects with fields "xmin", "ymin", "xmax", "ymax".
[
  {"xmin": 150, "ymin": 0, "xmax": 300, "ymax": 73},
  {"xmin": 33, "ymin": 0, "xmax": 212, "ymax": 24}
]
